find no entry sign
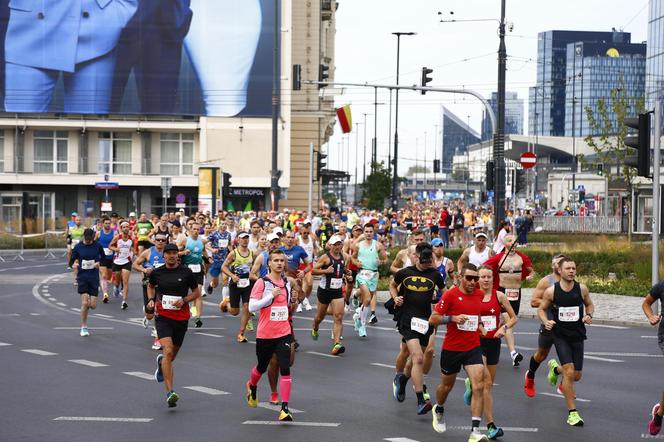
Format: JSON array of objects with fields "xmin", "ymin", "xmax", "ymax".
[{"xmin": 520, "ymin": 151, "xmax": 537, "ymax": 169}]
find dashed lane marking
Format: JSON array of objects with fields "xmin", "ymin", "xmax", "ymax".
[
  {"xmin": 123, "ymin": 371, "xmax": 154, "ymax": 381},
  {"xmin": 257, "ymin": 402, "xmax": 303, "ymax": 413},
  {"xmin": 293, "ymin": 328, "xmax": 331, "ymax": 331},
  {"xmin": 642, "ymin": 434, "xmax": 664, "ymax": 439},
  {"xmin": 642, "ymin": 336, "xmax": 658, "ymax": 339},
  {"xmin": 0, "ymin": 313, "xmax": 19, "ymax": 317},
  {"xmin": 384, "ymin": 438, "xmax": 421, "ymax": 442},
  {"xmin": 540, "ymin": 392, "xmax": 591, "ymax": 402},
  {"xmin": 183, "ymin": 386, "xmax": 231, "ymax": 395},
  {"xmin": 371, "ymin": 363, "xmax": 395, "ymax": 369},
  {"xmin": 70, "ymin": 308, "xmax": 80, "ymax": 312},
  {"xmin": 21, "ymin": 349, "xmax": 58, "ymax": 356},
  {"xmin": 243, "ymin": 420, "xmax": 340, "ymax": 427},
  {"xmin": 29, "ymin": 313, "xmax": 41, "ymax": 316},
  {"xmin": 306, "ymin": 351, "xmax": 338, "ymax": 358},
  {"xmin": 54, "ymin": 417, "xmax": 152, "ymax": 423},
  {"xmin": 56, "ymin": 302, "xmax": 67, "ymax": 307},
  {"xmin": 68, "ymin": 359, "xmax": 109, "ymax": 368},
  {"xmin": 54, "ymin": 327, "xmax": 114, "ymax": 330},
  {"xmin": 586, "ymin": 352, "xmax": 662, "ymax": 358},
  {"xmin": 0, "ymin": 342, "xmax": 12, "ymax": 346},
  {"xmin": 585, "ymin": 355, "xmax": 623, "ymax": 363},
  {"xmin": 93, "ymin": 313, "xmax": 114, "ymax": 318},
  {"xmin": 194, "ymin": 332, "xmax": 224, "ymax": 338},
  {"xmin": 587, "ymin": 324, "xmax": 629, "ymax": 330},
  {"xmin": 448, "ymin": 426, "xmax": 538, "ymax": 433}
]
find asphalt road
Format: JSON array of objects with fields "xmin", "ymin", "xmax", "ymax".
[{"xmin": 1, "ymin": 258, "xmax": 663, "ymax": 442}]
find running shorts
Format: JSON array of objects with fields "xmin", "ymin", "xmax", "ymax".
[
  {"xmin": 356, "ymin": 269, "xmax": 379, "ymax": 292},
  {"xmin": 499, "ymin": 286, "xmax": 521, "ymax": 315},
  {"xmin": 317, "ymin": 288, "xmax": 343, "ymax": 305},
  {"xmin": 553, "ymin": 336, "xmax": 584, "ymax": 371},
  {"xmin": 77, "ymin": 277, "xmax": 99, "ymax": 297},
  {"xmin": 400, "ymin": 324, "xmax": 434, "ymax": 348},
  {"xmin": 440, "ymin": 346, "xmax": 483, "ymax": 375},
  {"xmin": 229, "ymin": 283, "xmax": 252, "ymax": 308},
  {"xmin": 538, "ymin": 324, "xmax": 555, "ymax": 350},
  {"xmin": 155, "ymin": 315, "xmax": 188, "ymax": 347},
  {"xmin": 112, "ymin": 262, "xmax": 132, "ymax": 272},
  {"xmin": 209, "ymin": 261, "xmax": 223, "ymax": 278},
  {"xmin": 480, "ymin": 337, "xmax": 501, "ymax": 366}
]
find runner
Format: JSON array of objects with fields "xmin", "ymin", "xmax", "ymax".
[
  {"xmin": 248, "ymin": 220, "xmax": 262, "ymax": 253},
  {"xmin": 352, "ymin": 223, "xmax": 387, "ymax": 338},
  {"xmin": 390, "ymin": 243, "xmax": 445, "ymax": 414},
  {"xmin": 109, "ymin": 220, "xmax": 133, "ymax": 310},
  {"xmin": 643, "ymin": 277, "xmax": 664, "ymax": 435},
  {"xmin": 135, "ymin": 212, "xmax": 154, "ymax": 254},
  {"xmin": 429, "ymin": 263, "xmax": 488, "ymax": 441},
  {"xmin": 95, "ymin": 215, "xmax": 116, "ymax": 303},
  {"xmin": 538, "ymin": 258, "xmax": 594, "ymax": 427},
  {"xmin": 133, "ymin": 233, "xmax": 168, "ymax": 350},
  {"xmin": 297, "ymin": 222, "xmax": 318, "ymax": 311},
  {"xmin": 65, "ymin": 212, "xmax": 79, "ymax": 269},
  {"xmin": 250, "ymin": 233, "xmax": 282, "ymax": 281},
  {"xmin": 222, "ymin": 231, "xmax": 255, "ymax": 342},
  {"xmin": 279, "ymin": 230, "xmax": 311, "ymax": 313},
  {"xmin": 151, "ymin": 214, "xmax": 172, "ymax": 244},
  {"xmin": 311, "ymin": 235, "xmax": 348, "ymax": 355},
  {"xmin": 178, "ymin": 221, "xmax": 208, "ymax": 328},
  {"xmin": 69, "ymin": 229, "xmax": 104, "ymax": 337},
  {"xmin": 206, "ymin": 220, "xmax": 233, "ymax": 303},
  {"xmin": 147, "ymin": 243, "xmax": 200, "ymax": 408},
  {"xmin": 457, "ymin": 231, "xmax": 495, "ymax": 270},
  {"xmin": 524, "ymin": 254, "xmax": 567, "ymax": 397},
  {"xmin": 68, "ymin": 215, "xmax": 85, "ymax": 283},
  {"xmin": 344, "ymin": 224, "xmax": 363, "ymax": 309},
  {"xmin": 482, "ymin": 234, "xmax": 533, "ymax": 366},
  {"xmin": 246, "ymin": 249, "xmax": 298, "ymax": 421}
]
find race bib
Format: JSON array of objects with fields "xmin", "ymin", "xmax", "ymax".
[
  {"xmin": 219, "ymin": 239, "xmax": 229, "ymax": 248},
  {"xmin": 457, "ymin": 315, "xmax": 479, "ymax": 331},
  {"xmin": 72, "ymin": 240, "xmax": 80, "ymax": 246},
  {"xmin": 359, "ymin": 269, "xmax": 376, "ymax": 280},
  {"xmin": 410, "ymin": 317, "xmax": 429, "ymax": 335},
  {"xmin": 505, "ymin": 288, "xmax": 520, "ymax": 301},
  {"xmin": 330, "ymin": 278, "xmax": 343, "ymax": 289},
  {"xmin": 270, "ymin": 306, "xmax": 289, "ymax": 322},
  {"xmin": 154, "ymin": 263, "xmax": 164, "ymax": 268},
  {"xmin": 237, "ymin": 278, "xmax": 250, "ymax": 288},
  {"xmin": 103, "ymin": 248, "xmax": 112, "ymax": 256},
  {"xmin": 558, "ymin": 306, "xmax": 580, "ymax": 322},
  {"xmin": 161, "ymin": 295, "xmax": 181, "ymax": 310},
  {"xmin": 481, "ymin": 315, "xmax": 497, "ymax": 331},
  {"xmin": 188, "ymin": 263, "xmax": 201, "ymax": 273},
  {"xmin": 81, "ymin": 259, "xmax": 96, "ymax": 270},
  {"xmin": 119, "ymin": 249, "xmax": 130, "ymax": 259}
]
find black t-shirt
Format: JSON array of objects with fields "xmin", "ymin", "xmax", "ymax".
[
  {"xmin": 394, "ymin": 265, "xmax": 445, "ymax": 326},
  {"xmin": 149, "ymin": 264, "xmax": 197, "ymax": 320},
  {"xmin": 650, "ymin": 281, "xmax": 664, "ymax": 333}
]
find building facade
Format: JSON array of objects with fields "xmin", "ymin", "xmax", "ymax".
[
  {"xmin": 647, "ymin": 0, "xmax": 664, "ymax": 107},
  {"xmin": 481, "ymin": 91, "xmax": 524, "ymax": 141},
  {"xmin": 440, "ymin": 106, "xmax": 480, "ymax": 171}
]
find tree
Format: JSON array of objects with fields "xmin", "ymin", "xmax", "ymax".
[
  {"xmin": 405, "ymin": 165, "xmax": 430, "ymax": 176},
  {"xmin": 322, "ymin": 192, "xmax": 337, "ymax": 208},
  {"xmin": 362, "ymin": 161, "xmax": 392, "ymax": 210}
]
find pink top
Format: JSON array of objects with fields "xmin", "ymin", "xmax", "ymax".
[{"xmin": 250, "ymin": 277, "xmax": 292, "ymax": 339}]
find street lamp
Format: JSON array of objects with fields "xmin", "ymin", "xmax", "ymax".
[{"xmin": 391, "ymin": 31, "xmax": 417, "ymax": 212}]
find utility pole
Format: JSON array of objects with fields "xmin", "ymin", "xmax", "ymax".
[
  {"xmin": 653, "ymin": 100, "xmax": 661, "ymax": 286},
  {"xmin": 493, "ymin": 0, "xmax": 507, "ymax": 231},
  {"xmin": 373, "ymin": 87, "xmax": 378, "ymax": 170},
  {"xmin": 354, "ymin": 122, "xmax": 360, "ymax": 205},
  {"xmin": 363, "ymin": 113, "xmax": 368, "ymax": 183},
  {"xmin": 424, "ymin": 131, "xmax": 428, "ymax": 189},
  {"xmin": 270, "ymin": 0, "xmax": 281, "ymax": 210}
]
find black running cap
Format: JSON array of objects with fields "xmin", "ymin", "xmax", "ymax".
[{"xmin": 163, "ymin": 243, "xmax": 179, "ymax": 253}]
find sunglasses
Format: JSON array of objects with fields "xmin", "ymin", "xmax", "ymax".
[
  {"xmin": 155, "ymin": 238, "xmax": 167, "ymax": 242},
  {"xmin": 464, "ymin": 275, "xmax": 480, "ymax": 282}
]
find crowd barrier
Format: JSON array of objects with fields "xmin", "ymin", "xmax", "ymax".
[
  {"xmin": 0, "ymin": 230, "xmax": 66, "ymax": 261},
  {"xmin": 533, "ymin": 216, "xmax": 622, "ymax": 234}
]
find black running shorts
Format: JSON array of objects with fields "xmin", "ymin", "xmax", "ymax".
[
  {"xmin": 440, "ymin": 346, "xmax": 483, "ymax": 375},
  {"xmin": 155, "ymin": 315, "xmax": 188, "ymax": 347}
]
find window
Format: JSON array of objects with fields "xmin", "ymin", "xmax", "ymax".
[
  {"xmin": 98, "ymin": 132, "xmax": 132, "ymax": 175},
  {"xmin": 160, "ymin": 133, "xmax": 194, "ymax": 175},
  {"xmin": 34, "ymin": 131, "xmax": 68, "ymax": 173}
]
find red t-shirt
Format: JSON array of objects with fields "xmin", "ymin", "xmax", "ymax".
[
  {"xmin": 434, "ymin": 285, "xmax": 484, "ymax": 351},
  {"xmin": 251, "ymin": 277, "xmax": 292, "ymax": 340},
  {"xmin": 439, "ymin": 210, "xmax": 449, "ymax": 228},
  {"xmin": 482, "ymin": 251, "xmax": 533, "ymax": 291}
]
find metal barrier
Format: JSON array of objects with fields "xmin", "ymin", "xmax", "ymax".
[
  {"xmin": 391, "ymin": 227, "xmax": 433, "ymax": 248},
  {"xmin": 533, "ymin": 216, "xmax": 622, "ymax": 234},
  {"xmin": 0, "ymin": 230, "xmax": 67, "ymax": 261},
  {"xmin": 45, "ymin": 230, "xmax": 66, "ymax": 259}
]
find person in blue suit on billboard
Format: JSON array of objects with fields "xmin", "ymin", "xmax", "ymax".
[{"xmin": 4, "ymin": 0, "xmax": 138, "ymax": 114}]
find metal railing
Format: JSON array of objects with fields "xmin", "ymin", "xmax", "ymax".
[{"xmin": 533, "ymin": 216, "xmax": 622, "ymax": 234}]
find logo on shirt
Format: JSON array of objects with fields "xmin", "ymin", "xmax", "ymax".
[{"xmin": 403, "ymin": 276, "xmax": 435, "ymax": 293}]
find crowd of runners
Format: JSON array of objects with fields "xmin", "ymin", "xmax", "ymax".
[{"xmin": 63, "ymin": 204, "xmax": 664, "ymax": 440}]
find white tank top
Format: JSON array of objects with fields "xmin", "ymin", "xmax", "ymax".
[
  {"xmin": 299, "ymin": 236, "xmax": 315, "ymax": 260},
  {"xmin": 248, "ymin": 235, "xmax": 259, "ymax": 252},
  {"xmin": 469, "ymin": 246, "xmax": 490, "ymax": 267},
  {"xmin": 113, "ymin": 237, "xmax": 133, "ymax": 265}
]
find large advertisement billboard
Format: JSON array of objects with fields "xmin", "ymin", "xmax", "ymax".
[{"xmin": 0, "ymin": 0, "xmax": 276, "ymax": 117}]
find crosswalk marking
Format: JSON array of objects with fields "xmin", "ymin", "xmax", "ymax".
[{"xmin": 183, "ymin": 386, "xmax": 230, "ymax": 395}]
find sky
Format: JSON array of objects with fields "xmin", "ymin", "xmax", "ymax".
[{"xmin": 326, "ymin": 0, "xmax": 649, "ymax": 180}]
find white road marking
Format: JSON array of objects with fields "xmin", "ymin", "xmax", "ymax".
[
  {"xmin": 0, "ymin": 313, "xmax": 19, "ymax": 317},
  {"xmin": 448, "ymin": 426, "xmax": 538, "ymax": 433},
  {"xmin": 0, "ymin": 342, "xmax": 12, "ymax": 346},
  {"xmin": 642, "ymin": 336, "xmax": 658, "ymax": 339},
  {"xmin": 200, "ymin": 315, "xmax": 222, "ymax": 319},
  {"xmin": 56, "ymin": 302, "xmax": 67, "ymax": 307},
  {"xmin": 371, "ymin": 363, "xmax": 395, "ymax": 369},
  {"xmin": 642, "ymin": 433, "xmax": 664, "ymax": 439},
  {"xmin": 243, "ymin": 420, "xmax": 340, "ymax": 427},
  {"xmin": 21, "ymin": 349, "xmax": 58, "ymax": 356},
  {"xmin": 587, "ymin": 324, "xmax": 628, "ymax": 330},
  {"xmin": 54, "ymin": 417, "xmax": 152, "ymax": 423},
  {"xmin": 257, "ymin": 402, "xmax": 303, "ymax": 413},
  {"xmin": 292, "ymin": 314, "xmax": 396, "ymax": 332},
  {"xmin": 123, "ymin": 371, "xmax": 154, "ymax": 381},
  {"xmin": 42, "ymin": 285, "xmax": 49, "ymax": 289},
  {"xmin": 585, "ymin": 355, "xmax": 623, "ymax": 363},
  {"xmin": 29, "ymin": 313, "xmax": 41, "ymax": 316},
  {"xmin": 586, "ymin": 352, "xmax": 662, "ymax": 358},
  {"xmin": 306, "ymin": 351, "xmax": 338, "ymax": 358},
  {"xmin": 54, "ymin": 327, "xmax": 114, "ymax": 330},
  {"xmin": 70, "ymin": 308, "xmax": 80, "ymax": 312},
  {"xmin": 294, "ymin": 328, "xmax": 331, "ymax": 331},
  {"xmin": 183, "ymin": 386, "xmax": 230, "ymax": 395},
  {"xmin": 514, "ymin": 332, "xmax": 539, "ymax": 335},
  {"xmin": 384, "ymin": 438, "xmax": 421, "ymax": 442},
  {"xmin": 93, "ymin": 314, "xmax": 114, "ymax": 318},
  {"xmin": 196, "ymin": 327, "xmax": 225, "ymax": 330},
  {"xmin": 540, "ymin": 392, "xmax": 591, "ymax": 402},
  {"xmin": 68, "ymin": 359, "xmax": 108, "ymax": 368},
  {"xmin": 194, "ymin": 332, "xmax": 224, "ymax": 338}
]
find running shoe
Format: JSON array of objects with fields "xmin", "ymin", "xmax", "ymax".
[
  {"xmin": 353, "ymin": 313, "xmax": 361, "ymax": 332},
  {"xmin": 417, "ymin": 399, "xmax": 433, "ymax": 415},
  {"xmin": 649, "ymin": 403, "xmax": 662, "ymax": 435},
  {"xmin": 556, "ymin": 383, "xmax": 576, "ymax": 399},
  {"xmin": 270, "ymin": 392, "xmax": 280, "ymax": 405},
  {"xmin": 547, "ymin": 359, "xmax": 560, "ymax": 386},
  {"xmin": 351, "ymin": 294, "xmax": 360, "ymax": 309},
  {"xmin": 151, "ymin": 338, "xmax": 162, "ymax": 350},
  {"xmin": 487, "ymin": 425, "xmax": 504, "ymax": 440},
  {"xmin": 392, "ymin": 374, "xmax": 405, "ymax": 402},
  {"xmin": 331, "ymin": 343, "xmax": 345, "ymax": 355},
  {"xmin": 246, "ymin": 381, "xmax": 258, "ymax": 408},
  {"xmin": 142, "ymin": 317, "xmax": 149, "ymax": 328},
  {"xmin": 524, "ymin": 372, "xmax": 535, "ymax": 397},
  {"xmin": 358, "ymin": 324, "xmax": 367, "ymax": 338},
  {"xmin": 296, "ymin": 303, "xmax": 303, "ymax": 313},
  {"xmin": 311, "ymin": 328, "xmax": 319, "ymax": 341},
  {"xmin": 511, "ymin": 352, "xmax": 523, "ymax": 367},
  {"xmin": 80, "ymin": 327, "xmax": 90, "ymax": 337},
  {"xmin": 219, "ymin": 297, "xmax": 230, "ymax": 313},
  {"xmin": 567, "ymin": 410, "xmax": 584, "ymax": 426},
  {"xmin": 113, "ymin": 286, "xmax": 120, "ymax": 298},
  {"xmin": 423, "ymin": 384, "xmax": 430, "ymax": 402},
  {"xmin": 102, "ymin": 293, "xmax": 109, "ymax": 303},
  {"xmin": 121, "ymin": 301, "xmax": 128, "ymax": 310},
  {"xmin": 246, "ymin": 318, "xmax": 254, "ymax": 332},
  {"xmin": 194, "ymin": 318, "xmax": 203, "ymax": 328},
  {"xmin": 237, "ymin": 333, "xmax": 248, "ymax": 343},
  {"xmin": 468, "ymin": 429, "xmax": 489, "ymax": 441},
  {"xmin": 167, "ymin": 390, "xmax": 179, "ymax": 408},
  {"xmin": 155, "ymin": 354, "xmax": 164, "ymax": 383},
  {"xmin": 278, "ymin": 408, "xmax": 293, "ymax": 421},
  {"xmin": 190, "ymin": 306, "xmax": 198, "ymax": 318},
  {"xmin": 206, "ymin": 285, "xmax": 213, "ymax": 296},
  {"xmin": 369, "ymin": 313, "xmax": 378, "ymax": 324},
  {"xmin": 463, "ymin": 378, "xmax": 472, "ymax": 406},
  {"xmin": 432, "ymin": 405, "xmax": 446, "ymax": 433},
  {"xmin": 150, "ymin": 327, "xmax": 158, "ymax": 338},
  {"xmin": 302, "ymin": 298, "xmax": 313, "ymax": 311}
]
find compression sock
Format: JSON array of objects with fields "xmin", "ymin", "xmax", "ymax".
[
  {"xmin": 655, "ymin": 413, "xmax": 663, "ymax": 425},
  {"xmin": 360, "ymin": 305, "xmax": 370, "ymax": 325},
  {"xmin": 416, "ymin": 391, "xmax": 424, "ymax": 404},
  {"xmin": 527, "ymin": 356, "xmax": 540, "ymax": 379},
  {"xmin": 472, "ymin": 417, "xmax": 481, "ymax": 431},
  {"xmin": 487, "ymin": 422, "xmax": 496, "ymax": 430},
  {"xmin": 250, "ymin": 367, "xmax": 262, "ymax": 386},
  {"xmin": 279, "ymin": 376, "xmax": 292, "ymax": 404}
]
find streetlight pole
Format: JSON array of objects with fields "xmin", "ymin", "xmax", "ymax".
[
  {"xmin": 363, "ymin": 113, "xmax": 368, "ymax": 183},
  {"xmin": 493, "ymin": 0, "xmax": 507, "ymax": 231},
  {"xmin": 391, "ymin": 31, "xmax": 417, "ymax": 212},
  {"xmin": 355, "ymin": 122, "xmax": 361, "ymax": 205}
]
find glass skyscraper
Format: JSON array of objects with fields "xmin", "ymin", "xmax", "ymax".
[
  {"xmin": 647, "ymin": 0, "xmax": 664, "ymax": 107},
  {"xmin": 440, "ymin": 106, "xmax": 480, "ymax": 170},
  {"xmin": 481, "ymin": 91, "xmax": 524, "ymax": 141}
]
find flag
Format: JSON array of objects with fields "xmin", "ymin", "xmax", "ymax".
[{"xmin": 336, "ymin": 105, "xmax": 352, "ymax": 133}]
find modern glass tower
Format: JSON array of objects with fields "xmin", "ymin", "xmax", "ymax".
[
  {"xmin": 647, "ymin": 0, "xmax": 664, "ymax": 107},
  {"xmin": 481, "ymin": 91, "xmax": 523, "ymax": 141},
  {"xmin": 440, "ymin": 106, "xmax": 480, "ymax": 171}
]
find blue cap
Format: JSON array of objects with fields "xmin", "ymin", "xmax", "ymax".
[{"xmin": 431, "ymin": 238, "xmax": 443, "ymax": 247}]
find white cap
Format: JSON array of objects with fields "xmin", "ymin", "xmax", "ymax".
[
  {"xmin": 129, "ymin": 212, "xmax": 136, "ymax": 217},
  {"xmin": 273, "ymin": 227, "xmax": 284, "ymax": 235},
  {"xmin": 267, "ymin": 233, "xmax": 280, "ymax": 242},
  {"xmin": 327, "ymin": 235, "xmax": 343, "ymax": 245},
  {"xmin": 237, "ymin": 231, "xmax": 250, "ymax": 239}
]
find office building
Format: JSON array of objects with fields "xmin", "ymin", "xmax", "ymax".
[
  {"xmin": 647, "ymin": 0, "xmax": 664, "ymax": 107},
  {"xmin": 481, "ymin": 91, "xmax": 524, "ymax": 141},
  {"xmin": 440, "ymin": 106, "xmax": 480, "ymax": 171}
]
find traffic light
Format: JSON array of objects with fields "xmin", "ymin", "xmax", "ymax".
[
  {"xmin": 318, "ymin": 64, "xmax": 329, "ymax": 89},
  {"xmin": 420, "ymin": 67, "xmax": 433, "ymax": 95},
  {"xmin": 222, "ymin": 172, "xmax": 232, "ymax": 190},
  {"xmin": 597, "ymin": 163, "xmax": 604, "ymax": 176},
  {"xmin": 433, "ymin": 159, "xmax": 440, "ymax": 173},
  {"xmin": 578, "ymin": 189, "xmax": 586, "ymax": 203},
  {"xmin": 292, "ymin": 64, "xmax": 302, "ymax": 91},
  {"xmin": 624, "ymin": 112, "xmax": 651, "ymax": 178},
  {"xmin": 514, "ymin": 169, "xmax": 526, "ymax": 195},
  {"xmin": 485, "ymin": 160, "xmax": 495, "ymax": 191},
  {"xmin": 317, "ymin": 150, "xmax": 327, "ymax": 179}
]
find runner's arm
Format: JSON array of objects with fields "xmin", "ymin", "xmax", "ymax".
[
  {"xmin": 580, "ymin": 284, "xmax": 594, "ymax": 323},
  {"xmin": 390, "ymin": 250, "xmax": 404, "ymax": 273},
  {"xmin": 310, "ymin": 255, "xmax": 331, "ymax": 276},
  {"xmin": 538, "ymin": 287, "xmax": 556, "ymax": 329},
  {"xmin": 132, "ymin": 250, "xmax": 150, "ymax": 274},
  {"xmin": 496, "ymin": 291, "xmax": 518, "ymax": 332},
  {"xmin": 643, "ymin": 294, "xmax": 663, "ymax": 325},
  {"xmin": 249, "ymin": 254, "xmax": 263, "ymax": 282},
  {"xmin": 530, "ymin": 277, "xmax": 549, "ymax": 308},
  {"xmin": 456, "ymin": 249, "xmax": 469, "ymax": 274}
]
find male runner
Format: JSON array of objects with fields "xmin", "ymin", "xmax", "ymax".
[
  {"xmin": 178, "ymin": 222, "xmax": 207, "ymax": 328},
  {"xmin": 133, "ymin": 233, "xmax": 167, "ymax": 350},
  {"xmin": 135, "ymin": 212, "xmax": 154, "ymax": 254},
  {"xmin": 68, "ymin": 215, "xmax": 85, "ymax": 283},
  {"xmin": 280, "ymin": 230, "xmax": 311, "ymax": 312},
  {"xmin": 644, "ymin": 277, "xmax": 664, "ymax": 435},
  {"xmin": 109, "ymin": 220, "xmax": 133, "ymax": 310},
  {"xmin": 206, "ymin": 220, "xmax": 233, "ymax": 303},
  {"xmin": 222, "ymin": 231, "xmax": 254, "ymax": 342},
  {"xmin": 151, "ymin": 214, "xmax": 171, "ymax": 243},
  {"xmin": 69, "ymin": 229, "xmax": 104, "ymax": 337},
  {"xmin": 250, "ymin": 233, "xmax": 282, "ymax": 281},
  {"xmin": 538, "ymin": 258, "xmax": 594, "ymax": 427},
  {"xmin": 95, "ymin": 216, "xmax": 116, "ymax": 303},
  {"xmin": 248, "ymin": 220, "xmax": 262, "ymax": 253},
  {"xmin": 352, "ymin": 223, "xmax": 387, "ymax": 337},
  {"xmin": 457, "ymin": 232, "xmax": 495, "ymax": 270},
  {"xmin": 148, "ymin": 243, "xmax": 200, "ymax": 408}
]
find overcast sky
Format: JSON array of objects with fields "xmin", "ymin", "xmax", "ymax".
[{"xmin": 325, "ymin": 0, "xmax": 649, "ymax": 179}]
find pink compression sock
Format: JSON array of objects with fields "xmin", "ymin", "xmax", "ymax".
[
  {"xmin": 250, "ymin": 367, "xmax": 262, "ymax": 386},
  {"xmin": 279, "ymin": 375, "xmax": 292, "ymax": 403}
]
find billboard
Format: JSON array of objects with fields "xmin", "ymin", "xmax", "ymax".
[
  {"xmin": 198, "ymin": 166, "xmax": 220, "ymax": 214},
  {"xmin": 0, "ymin": 0, "xmax": 276, "ymax": 117}
]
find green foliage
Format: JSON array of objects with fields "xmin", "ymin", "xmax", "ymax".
[
  {"xmin": 323, "ymin": 192, "xmax": 337, "ymax": 208},
  {"xmin": 363, "ymin": 161, "xmax": 392, "ymax": 210}
]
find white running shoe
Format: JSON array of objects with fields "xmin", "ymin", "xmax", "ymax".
[
  {"xmin": 303, "ymin": 298, "xmax": 313, "ymax": 311},
  {"xmin": 296, "ymin": 304, "xmax": 303, "ymax": 313}
]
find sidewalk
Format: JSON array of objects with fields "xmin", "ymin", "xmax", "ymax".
[{"xmin": 376, "ymin": 288, "xmax": 650, "ymax": 328}]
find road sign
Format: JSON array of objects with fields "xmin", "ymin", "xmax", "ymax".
[
  {"xmin": 175, "ymin": 203, "xmax": 186, "ymax": 209},
  {"xmin": 101, "ymin": 202, "xmax": 112, "ymax": 212},
  {"xmin": 175, "ymin": 193, "xmax": 186, "ymax": 204},
  {"xmin": 520, "ymin": 152, "xmax": 537, "ymax": 169},
  {"xmin": 95, "ymin": 182, "xmax": 119, "ymax": 190}
]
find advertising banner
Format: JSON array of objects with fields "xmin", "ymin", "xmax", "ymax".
[{"xmin": 198, "ymin": 166, "xmax": 220, "ymax": 213}]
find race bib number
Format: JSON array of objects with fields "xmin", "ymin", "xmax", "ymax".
[
  {"xmin": 219, "ymin": 239, "xmax": 229, "ymax": 248},
  {"xmin": 330, "ymin": 278, "xmax": 343, "ymax": 289},
  {"xmin": 270, "ymin": 306, "xmax": 289, "ymax": 322},
  {"xmin": 188, "ymin": 264, "xmax": 201, "ymax": 273},
  {"xmin": 161, "ymin": 295, "xmax": 181, "ymax": 310},
  {"xmin": 457, "ymin": 315, "xmax": 479, "ymax": 331},
  {"xmin": 81, "ymin": 260, "xmax": 96, "ymax": 270},
  {"xmin": 359, "ymin": 269, "xmax": 376, "ymax": 280},
  {"xmin": 481, "ymin": 315, "xmax": 497, "ymax": 331},
  {"xmin": 505, "ymin": 288, "xmax": 520, "ymax": 301},
  {"xmin": 237, "ymin": 278, "xmax": 250, "ymax": 288},
  {"xmin": 410, "ymin": 317, "xmax": 429, "ymax": 335},
  {"xmin": 103, "ymin": 248, "xmax": 112, "ymax": 256},
  {"xmin": 558, "ymin": 306, "xmax": 580, "ymax": 322}
]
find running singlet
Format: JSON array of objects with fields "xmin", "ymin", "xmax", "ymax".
[
  {"xmin": 231, "ymin": 249, "xmax": 253, "ymax": 284},
  {"xmin": 248, "ymin": 235, "xmax": 259, "ymax": 252},
  {"xmin": 208, "ymin": 230, "xmax": 231, "ymax": 262},
  {"xmin": 144, "ymin": 246, "xmax": 165, "ymax": 270},
  {"xmin": 258, "ymin": 250, "xmax": 270, "ymax": 278},
  {"xmin": 479, "ymin": 290, "xmax": 502, "ymax": 339},
  {"xmin": 71, "ymin": 241, "xmax": 104, "ymax": 275},
  {"xmin": 155, "ymin": 225, "xmax": 170, "ymax": 242},
  {"xmin": 434, "ymin": 286, "xmax": 484, "ymax": 352},
  {"xmin": 357, "ymin": 240, "xmax": 378, "ymax": 271},
  {"xmin": 317, "ymin": 253, "xmax": 345, "ymax": 292},
  {"xmin": 250, "ymin": 277, "xmax": 292, "ymax": 339},
  {"xmin": 469, "ymin": 247, "xmax": 490, "ymax": 267},
  {"xmin": 136, "ymin": 221, "xmax": 153, "ymax": 241},
  {"xmin": 298, "ymin": 236, "xmax": 315, "ymax": 262},
  {"xmin": 70, "ymin": 225, "xmax": 84, "ymax": 245},
  {"xmin": 183, "ymin": 237, "xmax": 204, "ymax": 272},
  {"xmin": 113, "ymin": 238, "xmax": 133, "ymax": 265},
  {"xmin": 98, "ymin": 229, "xmax": 115, "ymax": 257},
  {"xmin": 394, "ymin": 266, "xmax": 445, "ymax": 332},
  {"xmin": 551, "ymin": 281, "xmax": 587, "ymax": 341}
]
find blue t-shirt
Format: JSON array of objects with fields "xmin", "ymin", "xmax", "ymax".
[
  {"xmin": 280, "ymin": 245, "xmax": 309, "ymax": 272},
  {"xmin": 70, "ymin": 241, "xmax": 104, "ymax": 279},
  {"xmin": 208, "ymin": 230, "xmax": 232, "ymax": 263}
]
